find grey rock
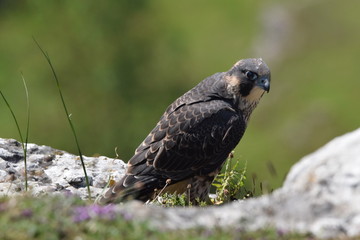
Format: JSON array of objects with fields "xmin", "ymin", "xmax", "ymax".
[
  {"xmin": 0, "ymin": 138, "xmax": 126, "ymax": 199},
  {"xmin": 68, "ymin": 176, "xmax": 93, "ymax": 188},
  {"xmin": 0, "ymin": 138, "xmax": 24, "ymax": 163}
]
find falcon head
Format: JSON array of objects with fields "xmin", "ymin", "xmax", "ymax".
[{"xmin": 224, "ymin": 58, "xmax": 271, "ymax": 118}]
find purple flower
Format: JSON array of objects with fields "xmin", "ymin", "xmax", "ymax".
[
  {"xmin": 72, "ymin": 204, "xmax": 117, "ymax": 222},
  {"xmin": 201, "ymin": 229, "xmax": 213, "ymax": 238},
  {"xmin": 120, "ymin": 210, "xmax": 133, "ymax": 221},
  {"xmin": 0, "ymin": 203, "xmax": 7, "ymax": 212},
  {"xmin": 90, "ymin": 204, "xmax": 117, "ymax": 220},
  {"xmin": 277, "ymin": 228, "xmax": 286, "ymax": 237},
  {"xmin": 73, "ymin": 206, "xmax": 91, "ymax": 222},
  {"xmin": 21, "ymin": 209, "xmax": 33, "ymax": 218}
]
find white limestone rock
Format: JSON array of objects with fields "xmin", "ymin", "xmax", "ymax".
[{"xmin": 0, "ymin": 138, "xmax": 126, "ymax": 199}]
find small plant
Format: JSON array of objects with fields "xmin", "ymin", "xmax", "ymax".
[
  {"xmin": 154, "ymin": 192, "xmax": 189, "ymax": 207},
  {"xmin": 149, "ymin": 179, "xmax": 190, "ymax": 207},
  {"xmin": 211, "ymin": 151, "xmax": 247, "ymax": 204},
  {"xmin": 151, "ymin": 151, "xmax": 247, "ymax": 207},
  {"xmin": 151, "ymin": 192, "xmax": 208, "ymax": 207}
]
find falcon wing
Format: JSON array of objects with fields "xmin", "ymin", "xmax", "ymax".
[{"xmin": 127, "ymin": 99, "xmax": 245, "ymax": 181}]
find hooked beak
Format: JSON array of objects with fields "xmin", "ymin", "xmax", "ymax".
[{"xmin": 256, "ymin": 77, "xmax": 270, "ymax": 93}]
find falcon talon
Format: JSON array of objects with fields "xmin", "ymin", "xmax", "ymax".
[{"xmin": 99, "ymin": 58, "xmax": 271, "ymax": 205}]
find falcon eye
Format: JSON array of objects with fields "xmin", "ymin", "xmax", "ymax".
[{"xmin": 244, "ymin": 70, "xmax": 258, "ymax": 81}]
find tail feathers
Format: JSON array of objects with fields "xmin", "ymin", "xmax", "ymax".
[{"xmin": 98, "ymin": 174, "xmax": 165, "ymax": 204}]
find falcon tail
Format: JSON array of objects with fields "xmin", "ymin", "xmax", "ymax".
[{"xmin": 98, "ymin": 174, "xmax": 166, "ymax": 204}]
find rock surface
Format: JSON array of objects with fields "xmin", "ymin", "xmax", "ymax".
[
  {"xmin": 1, "ymin": 128, "xmax": 360, "ymax": 238},
  {"xmin": 0, "ymin": 138, "xmax": 125, "ymax": 199}
]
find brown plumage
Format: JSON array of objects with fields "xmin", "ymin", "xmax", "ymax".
[{"xmin": 99, "ymin": 58, "xmax": 271, "ymax": 204}]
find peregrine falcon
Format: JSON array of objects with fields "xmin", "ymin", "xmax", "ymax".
[{"xmin": 100, "ymin": 58, "xmax": 271, "ymax": 204}]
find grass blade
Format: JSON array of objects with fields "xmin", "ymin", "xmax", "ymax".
[
  {"xmin": 0, "ymin": 91, "xmax": 24, "ymax": 142},
  {"xmin": 0, "ymin": 89, "xmax": 28, "ymax": 191},
  {"xmin": 21, "ymin": 73, "xmax": 30, "ymax": 192},
  {"xmin": 33, "ymin": 38, "xmax": 92, "ymax": 199}
]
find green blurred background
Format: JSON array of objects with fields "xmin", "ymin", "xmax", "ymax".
[{"xmin": 1, "ymin": 0, "xmax": 359, "ymax": 193}]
